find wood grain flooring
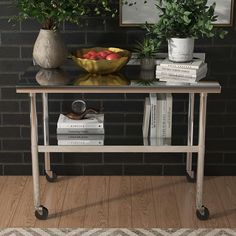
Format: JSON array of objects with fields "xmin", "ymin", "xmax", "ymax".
[{"xmin": 0, "ymin": 176, "xmax": 234, "ymax": 228}]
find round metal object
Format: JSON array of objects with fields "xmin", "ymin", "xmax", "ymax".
[{"xmin": 71, "ymin": 100, "xmax": 87, "ymax": 115}]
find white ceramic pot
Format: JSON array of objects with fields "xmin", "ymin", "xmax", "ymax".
[
  {"xmin": 168, "ymin": 37, "xmax": 194, "ymax": 62},
  {"xmin": 33, "ymin": 29, "xmax": 67, "ymax": 69}
]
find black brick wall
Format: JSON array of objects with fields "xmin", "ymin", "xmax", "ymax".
[{"xmin": 0, "ymin": 1, "xmax": 236, "ymax": 175}]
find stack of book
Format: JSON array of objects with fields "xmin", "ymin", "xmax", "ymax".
[
  {"xmin": 142, "ymin": 93, "xmax": 172, "ymax": 145},
  {"xmin": 156, "ymin": 58, "xmax": 207, "ymax": 84},
  {"xmin": 57, "ymin": 113, "xmax": 104, "ymax": 145}
]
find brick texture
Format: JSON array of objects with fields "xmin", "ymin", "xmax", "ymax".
[{"xmin": 0, "ymin": 1, "xmax": 236, "ymax": 175}]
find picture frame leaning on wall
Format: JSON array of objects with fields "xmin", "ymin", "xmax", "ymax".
[{"xmin": 120, "ymin": 0, "xmax": 234, "ymax": 27}]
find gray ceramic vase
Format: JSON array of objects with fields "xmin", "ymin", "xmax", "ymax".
[
  {"xmin": 33, "ymin": 29, "xmax": 67, "ymax": 69},
  {"xmin": 36, "ymin": 68, "xmax": 70, "ymax": 86}
]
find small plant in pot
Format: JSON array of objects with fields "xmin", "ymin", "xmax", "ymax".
[
  {"xmin": 145, "ymin": 0, "xmax": 227, "ymax": 62},
  {"xmin": 134, "ymin": 37, "xmax": 161, "ymax": 70},
  {"xmin": 12, "ymin": 0, "xmax": 116, "ymax": 69}
]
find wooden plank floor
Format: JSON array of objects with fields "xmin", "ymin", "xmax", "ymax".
[{"xmin": 0, "ymin": 176, "xmax": 235, "ymax": 228}]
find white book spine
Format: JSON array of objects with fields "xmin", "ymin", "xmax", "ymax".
[
  {"xmin": 156, "ymin": 95, "xmax": 163, "ymax": 138},
  {"xmin": 156, "ymin": 70, "xmax": 199, "ymax": 79},
  {"xmin": 160, "ymin": 58, "xmax": 204, "ymax": 69},
  {"xmin": 158, "ymin": 71, "xmax": 207, "ymax": 83},
  {"xmin": 58, "ymin": 140, "xmax": 104, "ymax": 146},
  {"xmin": 57, "ymin": 134, "xmax": 104, "ymax": 140},
  {"xmin": 143, "ymin": 137, "xmax": 149, "ymax": 146},
  {"xmin": 57, "ymin": 123, "xmax": 103, "ymax": 129},
  {"xmin": 149, "ymin": 137, "xmax": 157, "ymax": 146},
  {"xmin": 142, "ymin": 97, "xmax": 151, "ymax": 138},
  {"xmin": 157, "ymin": 64, "xmax": 207, "ymax": 76},
  {"xmin": 57, "ymin": 114, "xmax": 104, "ymax": 129},
  {"xmin": 163, "ymin": 81, "xmax": 197, "ymax": 85},
  {"xmin": 160, "ymin": 64, "xmax": 200, "ymax": 70},
  {"xmin": 166, "ymin": 93, "xmax": 173, "ymax": 138},
  {"xmin": 156, "ymin": 94, "xmax": 172, "ymax": 138},
  {"xmin": 57, "ymin": 128, "xmax": 104, "ymax": 135},
  {"xmin": 149, "ymin": 93, "xmax": 157, "ymax": 138},
  {"xmin": 149, "ymin": 137, "xmax": 172, "ymax": 146},
  {"xmin": 160, "ymin": 94, "xmax": 167, "ymax": 138}
]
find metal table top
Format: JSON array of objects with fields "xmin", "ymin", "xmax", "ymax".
[{"xmin": 16, "ymin": 64, "xmax": 221, "ymax": 94}]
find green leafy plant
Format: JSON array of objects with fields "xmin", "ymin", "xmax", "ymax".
[
  {"xmin": 11, "ymin": 0, "xmax": 117, "ymax": 30},
  {"xmin": 134, "ymin": 37, "xmax": 161, "ymax": 58},
  {"xmin": 145, "ymin": 0, "xmax": 227, "ymax": 39}
]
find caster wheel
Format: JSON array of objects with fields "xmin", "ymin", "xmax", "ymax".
[
  {"xmin": 196, "ymin": 206, "xmax": 209, "ymax": 220},
  {"xmin": 186, "ymin": 172, "xmax": 196, "ymax": 183},
  {"xmin": 46, "ymin": 172, "xmax": 57, "ymax": 182},
  {"xmin": 35, "ymin": 205, "xmax": 48, "ymax": 220}
]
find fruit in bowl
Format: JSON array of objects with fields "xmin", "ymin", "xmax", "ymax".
[{"xmin": 72, "ymin": 47, "xmax": 130, "ymax": 74}]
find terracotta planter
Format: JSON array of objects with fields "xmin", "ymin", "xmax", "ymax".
[
  {"xmin": 33, "ymin": 29, "xmax": 67, "ymax": 68},
  {"xmin": 168, "ymin": 37, "xmax": 194, "ymax": 62}
]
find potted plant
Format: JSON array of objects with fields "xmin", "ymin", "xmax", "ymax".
[
  {"xmin": 145, "ymin": 0, "xmax": 227, "ymax": 62},
  {"xmin": 134, "ymin": 37, "xmax": 161, "ymax": 70},
  {"xmin": 12, "ymin": 0, "xmax": 116, "ymax": 68}
]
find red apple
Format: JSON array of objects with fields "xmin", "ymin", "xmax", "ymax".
[
  {"xmin": 96, "ymin": 55, "xmax": 105, "ymax": 60},
  {"xmin": 106, "ymin": 53, "xmax": 121, "ymax": 60},
  {"xmin": 82, "ymin": 53, "xmax": 91, "ymax": 59},
  {"xmin": 97, "ymin": 51, "xmax": 109, "ymax": 59},
  {"xmin": 87, "ymin": 50, "xmax": 97, "ymax": 56},
  {"xmin": 89, "ymin": 55, "xmax": 99, "ymax": 60},
  {"xmin": 104, "ymin": 50, "xmax": 113, "ymax": 55}
]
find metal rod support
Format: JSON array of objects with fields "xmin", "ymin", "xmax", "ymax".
[
  {"xmin": 186, "ymin": 93, "xmax": 195, "ymax": 178},
  {"xmin": 42, "ymin": 93, "xmax": 52, "ymax": 176},
  {"xmin": 38, "ymin": 145, "xmax": 199, "ymax": 153},
  {"xmin": 30, "ymin": 93, "xmax": 41, "ymax": 209},
  {"xmin": 196, "ymin": 93, "xmax": 208, "ymax": 210}
]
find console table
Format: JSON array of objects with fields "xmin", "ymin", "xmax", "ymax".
[{"xmin": 16, "ymin": 65, "xmax": 221, "ymax": 221}]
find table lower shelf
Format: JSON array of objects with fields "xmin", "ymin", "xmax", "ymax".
[{"xmin": 38, "ymin": 145, "xmax": 199, "ymax": 153}]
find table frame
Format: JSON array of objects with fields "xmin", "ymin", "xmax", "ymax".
[{"xmin": 18, "ymin": 81, "xmax": 221, "ymax": 220}]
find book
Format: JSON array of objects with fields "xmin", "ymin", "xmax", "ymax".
[
  {"xmin": 156, "ymin": 68, "xmax": 207, "ymax": 80},
  {"xmin": 143, "ymin": 137, "xmax": 149, "ymax": 146},
  {"xmin": 156, "ymin": 71, "xmax": 207, "ymax": 83},
  {"xmin": 143, "ymin": 93, "xmax": 172, "ymax": 139},
  {"xmin": 58, "ymin": 139, "xmax": 104, "ymax": 146},
  {"xmin": 57, "ymin": 113, "xmax": 104, "ymax": 129},
  {"xmin": 156, "ymin": 94, "xmax": 165, "ymax": 138},
  {"xmin": 157, "ymin": 72, "xmax": 207, "ymax": 84},
  {"xmin": 57, "ymin": 128, "xmax": 105, "ymax": 135},
  {"xmin": 149, "ymin": 93, "xmax": 157, "ymax": 138},
  {"xmin": 149, "ymin": 137, "xmax": 171, "ymax": 146},
  {"xmin": 142, "ymin": 97, "xmax": 151, "ymax": 138},
  {"xmin": 156, "ymin": 93, "xmax": 172, "ymax": 138},
  {"xmin": 160, "ymin": 79, "xmax": 197, "ymax": 85},
  {"xmin": 57, "ymin": 134, "xmax": 104, "ymax": 140},
  {"xmin": 166, "ymin": 93, "xmax": 173, "ymax": 138},
  {"xmin": 57, "ymin": 134, "xmax": 104, "ymax": 145},
  {"xmin": 160, "ymin": 58, "xmax": 205, "ymax": 69},
  {"xmin": 156, "ymin": 63, "xmax": 207, "ymax": 77}
]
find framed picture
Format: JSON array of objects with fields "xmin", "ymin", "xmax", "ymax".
[{"xmin": 120, "ymin": 0, "xmax": 234, "ymax": 27}]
